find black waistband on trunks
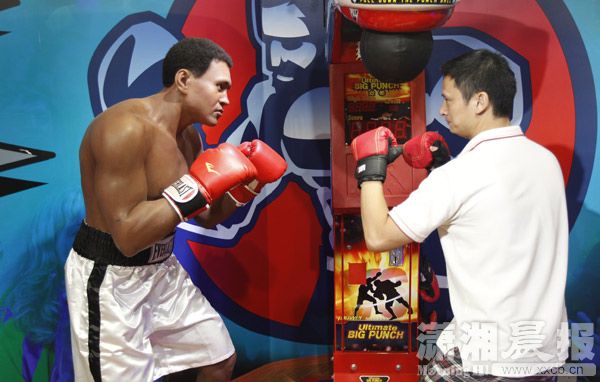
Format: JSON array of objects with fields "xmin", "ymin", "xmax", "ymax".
[{"xmin": 73, "ymin": 222, "xmax": 174, "ymax": 266}]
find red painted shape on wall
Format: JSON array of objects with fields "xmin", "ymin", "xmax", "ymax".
[
  {"xmin": 188, "ymin": 182, "xmax": 322, "ymax": 326},
  {"xmin": 182, "ymin": 0, "xmax": 257, "ymax": 145}
]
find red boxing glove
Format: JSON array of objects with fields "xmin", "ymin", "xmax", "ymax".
[
  {"xmin": 402, "ymin": 132, "xmax": 450, "ymax": 170},
  {"xmin": 351, "ymin": 126, "xmax": 402, "ymax": 187},
  {"xmin": 227, "ymin": 140, "xmax": 288, "ymax": 206},
  {"xmin": 162, "ymin": 143, "xmax": 257, "ymax": 221}
]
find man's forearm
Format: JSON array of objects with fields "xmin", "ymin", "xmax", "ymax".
[
  {"xmin": 361, "ymin": 181, "xmax": 390, "ymax": 250},
  {"xmin": 360, "ymin": 181, "xmax": 413, "ymax": 251}
]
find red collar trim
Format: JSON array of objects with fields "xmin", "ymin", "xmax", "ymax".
[{"xmin": 468, "ymin": 134, "xmax": 524, "ymax": 152}]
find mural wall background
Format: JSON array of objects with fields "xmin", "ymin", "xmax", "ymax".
[{"xmin": 0, "ymin": 0, "xmax": 598, "ymax": 380}]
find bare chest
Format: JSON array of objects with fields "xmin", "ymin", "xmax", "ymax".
[{"xmin": 145, "ymin": 136, "xmax": 192, "ymax": 199}]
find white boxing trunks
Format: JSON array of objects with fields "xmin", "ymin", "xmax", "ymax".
[{"xmin": 64, "ymin": 223, "xmax": 235, "ymax": 382}]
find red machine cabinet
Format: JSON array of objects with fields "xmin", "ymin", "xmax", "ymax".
[
  {"xmin": 330, "ymin": 63, "xmax": 427, "ymax": 212},
  {"xmin": 329, "ymin": 10, "xmax": 428, "ymax": 382}
]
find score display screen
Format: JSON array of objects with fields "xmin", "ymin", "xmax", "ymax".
[{"xmin": 344, "ymin": 73, "xmax": 412, "ymax": 144}]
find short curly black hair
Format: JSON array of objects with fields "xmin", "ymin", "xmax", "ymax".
[{"xmin": 162, "ymin": 38, "xmax": 233, "ymax": 87}]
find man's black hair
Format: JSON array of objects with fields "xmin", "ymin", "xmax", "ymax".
[{"xmin": 442, "ymin": 49, "xmax": 516, "ymax": 119}]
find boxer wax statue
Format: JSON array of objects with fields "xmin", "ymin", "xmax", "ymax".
[
  {"xmin": 352, "ymin": 50, "xmax": 568, "ymax": 381},
  {"xmin": 65, "ymin": 38, "xmax": 287, "ymax": 382}
]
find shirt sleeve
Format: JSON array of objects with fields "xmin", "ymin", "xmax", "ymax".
[{"xmin": 388, "ymin": 166, "xmax": 457, "ymax": 243}]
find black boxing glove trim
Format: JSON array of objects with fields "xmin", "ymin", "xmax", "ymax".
[
  {"xmin": 162, "ymin": 174, "xmax": 209, "ymax": 222},
  {"xmin": 428, "ymin": 140, "xmax": 451, "ymax": 172},
  {"xmin": 355, "ymin": 155, "xmax": 388, "ymax": 188},
  {"xmin": 388, "ymin": 145, "xmax": 403, "ymax": 163}
]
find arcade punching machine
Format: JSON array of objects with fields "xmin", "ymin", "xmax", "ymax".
[{"xmin": 329, "ymin": 1, "xmax": 457, "ymax": 381}]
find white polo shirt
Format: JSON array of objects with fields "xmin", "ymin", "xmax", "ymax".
[{"xmin": 389, "ymin": 126, "xmax": 569, "ymax": 376}]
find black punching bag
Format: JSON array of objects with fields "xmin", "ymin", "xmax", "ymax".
[{"xmin": 360, "ymin": 29, "xmax": 433, "ymax": 83}]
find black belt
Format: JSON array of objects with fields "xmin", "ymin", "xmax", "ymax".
[{"xmin": 73, "ymin": 222, "xmax": 174, "ymax": 266}]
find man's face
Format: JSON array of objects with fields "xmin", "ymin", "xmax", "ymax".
[
  {"xmin": 439, "ymin": 76, "xmax": 477, "ymax": 139},
  {"xmin": 261, "ymin": 3, "xmax": 317, "ymax": 86},
  {"xmin": 187, "ymin": 60, "xmax": 231, "ymax": 126}
]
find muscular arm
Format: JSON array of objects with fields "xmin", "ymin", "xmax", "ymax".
[
  {"xmin": 90, "ymin": 120, "xmax": 180, "ymax": 256},
  {"xmin": 360, "ymin": 181, "xmax": 413, "ymax": 252}
]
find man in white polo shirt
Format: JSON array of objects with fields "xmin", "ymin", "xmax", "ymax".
[{"xmin": 352, "ymin": 49, "xmax": 569, "ymax": 381}]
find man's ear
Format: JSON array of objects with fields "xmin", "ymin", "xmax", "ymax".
[
  {"xmin": 474, "ymin": 91, "xmax": 490, "ymax": 114},
  {"xmin": 174, "ymin": 69, "xmax": 191, "ymax": 94}
]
